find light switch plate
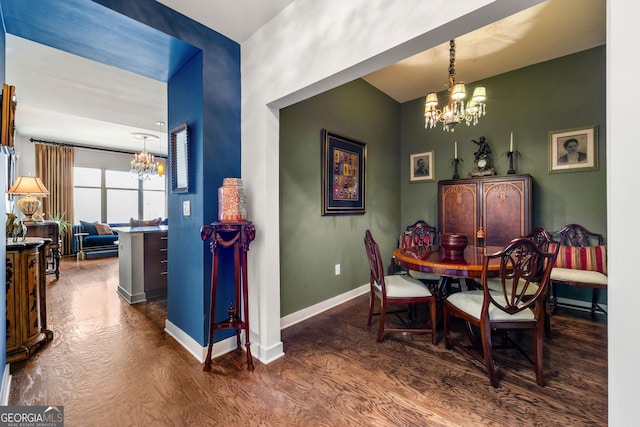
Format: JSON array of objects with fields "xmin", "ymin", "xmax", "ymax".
[{"xmin": 183, "ymin": 200, "xmax": 190, "ymax": 216}]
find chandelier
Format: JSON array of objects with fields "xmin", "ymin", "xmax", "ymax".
[
  {"xmin": 424, "ymin": 39, "xmax": 487, "ymax": 132},
  {"xmin": 130, "ymin": 133, "xmax": 160, "ymax": 180}
]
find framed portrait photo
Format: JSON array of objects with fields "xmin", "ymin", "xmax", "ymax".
[
  {"xmin": 321, "ymin": 129, "xmax": 367, "ymax": 215},
  {"xmin": 549, "ymin": 125, "xmax": 598, "ymax": 173},
  {"xmin": 410, "ymin": 151, "xmax": 434, "ymax": 182}
]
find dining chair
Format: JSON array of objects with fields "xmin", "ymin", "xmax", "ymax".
[
  {"xmin": 550, "ymin": 224, "xmax": 607, "ymax": 316},
  {"xmin": 485, "ymin": 228, "xmax": 558, "ymax": 337},
  {"xmin": 443, "ymin": 237, "xmax": 559, "ymax": 387},
  {"xmin": 391, "ymin": 220, "xmax": 441, "ymax": 283},
  {"xmin": 364, "ymin": 229, "xmax": 437, "ymax": 344}
]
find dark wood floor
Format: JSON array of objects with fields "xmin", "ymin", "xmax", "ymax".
[{"xmin": 8, "ymin": 257, "xmax": 607, "ymax": 426}]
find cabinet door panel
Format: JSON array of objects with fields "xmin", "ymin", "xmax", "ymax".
[
  {"xmin": 25, "ymin": 250, "xmax": 42, "ymax": 340},
  {"xmin": 483, "ymin": 180, "xmax": 527, "ymax": 247},
  {"xmin": 6, "ymin": 252, "xmax": 19, "ymax": 350},
  {"xmin": 439, "ymin": 183, "xmax": 477, "ymax": 242}
]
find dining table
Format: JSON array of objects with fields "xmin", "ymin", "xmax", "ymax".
[{"xmin": 393, "ymin": 244, "xmax": 503, "ymax": 298}]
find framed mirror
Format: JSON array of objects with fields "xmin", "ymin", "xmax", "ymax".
[{"xmin": 170, "ymin": 121, "xmax": 189, "ymax": 193}]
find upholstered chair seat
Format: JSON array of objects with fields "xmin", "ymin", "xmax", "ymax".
[
  {"xmin": 550, "ymin": 267, "xmax": 607, "ymax": 285},
  {"xmin": 446, "ymin": 289, "xmax": 535, "ymax": 322}
]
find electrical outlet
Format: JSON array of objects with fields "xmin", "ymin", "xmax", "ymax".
[
  {"xmin": 183, "ymin": 200, "xmax": 190, "ymax": 216},
  {"xmin": 335, "ymin": 264, "xmax": 340, "ymax": 275}
]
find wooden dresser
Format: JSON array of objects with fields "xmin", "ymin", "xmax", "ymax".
[
  {"xmin": 438, "ymin": 174, "xmax": 532, "ymax": 247},
  {"xmin": 6, "ymin": 238, "xmax": 54, "ymax": 363}
]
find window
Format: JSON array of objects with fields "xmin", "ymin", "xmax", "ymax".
[
  {"xmin": 106, "ymin": 170, "xmax": 138, "ymax": 223},
  {"xmin": 73, "ymin": 167, "xmax": 101, "ymax": 221},
  {"xmin": 74, "ymin": 167, "xmax": 166, "ymax": 223},
  {"xmin": 143, "ymin": 178, "xmax": 166, "ymax": 219}
]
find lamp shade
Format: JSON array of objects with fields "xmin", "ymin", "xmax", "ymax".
[
  {"xmin": 8, "ymin": 176, "xmax": 49, "ymax": 222},
  {"xmin": 472, "ymin": 86, "xmax": 487, "ymax": 102},
  {"xmin": 8, "ymin": 176, "xmax": 49, "ymax": 196},
  {"xmin": 425, "ymin": 92, "xmax": 438, "ymax": 107},
  {"xmin": 451, "ymin": 83, "xmax": 466, "ymax": 100}
]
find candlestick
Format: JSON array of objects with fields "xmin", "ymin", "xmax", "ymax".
[
  {"xmin": 507, "ymin": 151, "xmax": 516, "ymax": 174},
  {"xmin": 454, "ymin": 141, "xmax": 458, "ymax": 159},
  {"xmin": 510, "ymin": 132, "xmax": 513, "ymax": 152}
]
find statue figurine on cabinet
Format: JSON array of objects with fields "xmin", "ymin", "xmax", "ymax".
[
  {"xmin": 470, "ymin": 136, "xmax": 496, "ymax": 177},
  {"xmin": 6, "ymin": 213, "xmax": 26, "ymax": 241}
]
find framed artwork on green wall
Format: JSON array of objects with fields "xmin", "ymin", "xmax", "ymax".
[
  {"xmin": 549, "ymin": 125, "xmax": 598, "ymax": 173},
  {"xmin": 321, "ymin": 129, "xmax": 367, "ymax": 215},
  {"xmin": 410, "ymin": 151, "xmax": 434, "ymax": 182}
]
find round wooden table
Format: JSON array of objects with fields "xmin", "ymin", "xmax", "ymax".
[{"xmin": 393, "ymin": 244, "xmax": 503, "ymax": 297}]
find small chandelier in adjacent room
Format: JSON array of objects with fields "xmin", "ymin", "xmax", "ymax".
[
  {"xmin": 130, "ymin": 132, "xmax": 160, "ymax": 180},
  {"xmin": 424, "ymin": 39, "xmax": 487, "ymax": 132}
]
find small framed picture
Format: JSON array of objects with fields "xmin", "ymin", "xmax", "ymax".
[
  {"xmin": 410, "ymin": 151, "xmax": 434, "ymax": 182},
  {"xmin": 549, "ymin": 125, "xmax": 598, "ymax": 173}
]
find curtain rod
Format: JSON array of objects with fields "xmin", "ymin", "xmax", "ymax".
[{"xmin": 29, "ymin": 138, "xmax": 167, "ymax": 159}]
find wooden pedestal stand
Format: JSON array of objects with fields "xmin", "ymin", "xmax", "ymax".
[{"xmin": 200, "ymin": 220, "xmax": 256, "ymax": 371}]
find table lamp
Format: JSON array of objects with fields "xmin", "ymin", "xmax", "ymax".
[{"xmin": 8, "ymin": 176, "xmax": 49, "ymax": 222}]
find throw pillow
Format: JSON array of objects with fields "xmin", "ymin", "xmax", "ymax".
[
  {"xmin": 550, "ymin": 244, "xmax": 607, "ymax": 275},
  {"xmin": 94, "ymin": 222, "xmax": 114, "ymax": 235},
  {"xmin": 130, "ymin": 217, "xmax": 163, "ymax": 227},
  {"xmin": 79, "ymin": 220, "xmax": 98, "ymax": 235}
]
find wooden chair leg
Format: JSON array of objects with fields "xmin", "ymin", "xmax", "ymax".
[
  {"xmin": 429, "ymin": 301, "xmax": 437, "ymax": 345},
  {"xmin": 377, "ymin": 299, "xmax": 386, "ymax": 342},
  {"xmin": 534, "ymin": 320, "xmax": 545, "ymax": 386},
  {"xmin": 367, "ymin": 291, "xmax": 375, "ymax": 326},
  {"xmin": 443, "ymin": 304, "xmax": 452, "ymax": 349},
  {"xmin": 591, "ymin": 288, "xmax": 600, "ymax": 317},
  {"xmin": 480, "ymin": 323, "xmax": 497, "ymax": 388},
  {"xmin": 544, "ymin": 292, "xmax": 552, "ymax": 338}
]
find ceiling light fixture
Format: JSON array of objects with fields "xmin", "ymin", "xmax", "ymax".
[
  {"xmin": 424, "ymin": 39, "xmax": 487, "ymax": 133},
  {"xmin": 130, "ymin": 132, "xmax": 160, "ymax": 180}
]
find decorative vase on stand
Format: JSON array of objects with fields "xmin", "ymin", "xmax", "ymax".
[{"xmin": 218, "ymin": 178, "xmax": 247, "ymax": 221}]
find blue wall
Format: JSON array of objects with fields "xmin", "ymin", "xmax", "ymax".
[{"xmin": 0, "ymin": 0, "xmax": 242, "ymax": 346}]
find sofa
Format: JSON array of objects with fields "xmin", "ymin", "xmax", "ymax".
[{"xmin": 72, "ymin": 221, "xmax": 128, "ymax": 258}]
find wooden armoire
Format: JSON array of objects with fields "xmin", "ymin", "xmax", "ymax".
[{"xmin": 438, "ymin": 174, "xmax": 532, "ymax": 247}]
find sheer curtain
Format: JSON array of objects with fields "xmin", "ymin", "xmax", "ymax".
[{"xmin": 35, "ymin": 143, "xmax": 75, "ymax": 255}]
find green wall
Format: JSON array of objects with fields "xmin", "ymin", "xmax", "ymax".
[
  {"xmin": 401, "ymin": 46, "xmax": 606, "ymax": 303},
  {"xmin": 401, "ymin": 47, "xmax": 606, "ymax": 232},
  {"xmin": 280, "ymin": 46, "xmax": 606, "ymax": 316},
  {"xmin": 280, "ymin": 79, "xmax": 401, "ymax": 316}
]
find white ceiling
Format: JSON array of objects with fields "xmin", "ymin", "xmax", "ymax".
[{"xmin": 5, "ymin": 0, "xmax": 605, "ymax": 156}]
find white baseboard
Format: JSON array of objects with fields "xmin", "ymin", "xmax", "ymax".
[
  {"xmin": 253, "ymin": 340, "xmax": 285, "ymax": 365},
  {"xmin": 280, "ymin": 284, "xmax": 369, "ymax": 330},
  {"xmin": 165, "ymin": 319, "xmax": 242, "ymax": 364},
  {"xmin": 1, "ymin": 364, "xmax": 11, "ymax": 405}
]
